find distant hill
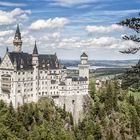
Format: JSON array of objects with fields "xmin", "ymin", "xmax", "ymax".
[{"xmin": 60, "ymin": 59, "xmax": 139, "ymax": 69}]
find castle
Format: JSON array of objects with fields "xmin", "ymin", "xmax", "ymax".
[{"xmin": 0, "ymin": 25, "xmax": 90, "ymax": 122}]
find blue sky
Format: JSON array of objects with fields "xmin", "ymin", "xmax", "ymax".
[{"xmin": 0, "ymin": 0, "xmax": 139, "ymax": 60}]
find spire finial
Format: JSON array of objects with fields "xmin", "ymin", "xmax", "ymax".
[
  {"xmin": 6, "ymin": 47, "xmax": 9, "ymax": 53},
  {"xmin": 13, "ymin": 24, "xmax": 22, "ymax": 52},
  {"xmin": 15, "ymin": 24, "xmax": 21, "ymax": 39},
  {"xmin": 32, "ymin": 40, "xmax": 38, "ymax": 55}
]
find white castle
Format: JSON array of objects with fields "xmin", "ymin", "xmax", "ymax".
[{"xmin": 0, "ymin": 25, "xmax": 90, "ymax": 122}]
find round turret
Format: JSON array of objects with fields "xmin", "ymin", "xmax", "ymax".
[{"xmin": 80, "ymin": 52, "xmax": 88, "ymax": 65}]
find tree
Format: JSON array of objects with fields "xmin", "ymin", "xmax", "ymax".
[
  {"xmin": 89, "ymin": 80, "xmax": 96, "ymax": 99},
  {"xmin": 106, "ymin": 130, "xmax": 115, "ymax": 140},
  {"xmin": 118, "ymin": 13, "xmax": 140, "ymax": 90},
  {"xmin": 121, "ymin": 62, "xmax": 140, "ymax": 91},
  {"xmin": 118, "ymin": 13, "xmax": 140, "ymax": 54}
]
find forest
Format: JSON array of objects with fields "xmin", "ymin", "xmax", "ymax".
[{"xmin": 0, "ymin": 80, "xmax": 140, "ymax": 140}]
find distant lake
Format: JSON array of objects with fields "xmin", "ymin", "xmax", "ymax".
[{"xmin": 67, "ymin": 66, "xmax": 115, "ymax": 70}]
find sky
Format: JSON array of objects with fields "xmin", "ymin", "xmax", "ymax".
[{"xmin": 0, "ymin": 0, "xmax": 140, "ymax": 60}]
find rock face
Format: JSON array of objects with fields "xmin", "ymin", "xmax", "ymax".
[{"xmin": 53, "ymin": 94, "xmax": 90, "ymax": 123}]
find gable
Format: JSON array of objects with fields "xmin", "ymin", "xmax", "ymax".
[{"xmin": 0, "ymin": 53, "xmax": 14, "ymax": 69}]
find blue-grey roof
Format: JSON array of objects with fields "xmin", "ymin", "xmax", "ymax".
[
  {"xmin": 33, "ymin": 41, "xmax": 38, "ymax": 55},
  {"xmin": 8, "ymin": 52, "xmax": 60, "ymax": 70},
  {"xmin": 81, "ymin": 52, "xmax": 88, "ymax": 57},
  {"xmin": 72, "ymin": 77, "xmax": 88, "ymax": 81}
]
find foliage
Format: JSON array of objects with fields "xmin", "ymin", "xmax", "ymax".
[
  {"xmin": 119, "ymin": 13, "xmax": 140, "ymax": 54},
  {"xmin": 0, "ymin": 81, "xmax": 140, "ymax": 140},
  {"xmin": 121, "ymin": 61, "xmax": 140, "ymax": 91}
]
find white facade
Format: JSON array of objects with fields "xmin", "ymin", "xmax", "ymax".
[{"xmin": 0, "ymin": 26, "xmax": 90, "ymax": 122}]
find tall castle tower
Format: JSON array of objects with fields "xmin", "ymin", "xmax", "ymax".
[
  {"xmin": 78, "ymin": 52, "xmax": 90, "ymax": 80},
  {"xmin": 13, "ymin": 24, "xmax": 22, "ymax": 52},
  {"xmin": 32, "ymin": 41, "xmax": 39, "ymax": 102}
]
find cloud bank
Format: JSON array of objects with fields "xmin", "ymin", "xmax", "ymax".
[
  {"xmin": 0, "ymin": 8, "xmax": 31, "ymax": 25},
  {"xmin": 86, "ymin": 24, "xmax": 125, "ymax": 33},
  {"xmin": 30, "ymin": 17, "xmax": 69, "ymax": 30}
]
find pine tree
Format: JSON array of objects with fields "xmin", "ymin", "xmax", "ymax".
[
  {"xmin": 118, "ymin": 13, "xmax": 140, "ymax": 90},
  {"xmin": 118, "ymin": 13, "xmax": 140, "ymax": 54},
  {"xmin": 89, "ymin": 80, "xmax": 96, "ymax": 99}
]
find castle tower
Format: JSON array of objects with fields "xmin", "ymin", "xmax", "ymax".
[
  {"xmin": 32, "ymin": 41, "xmax": 39, "ymax": 102},
  {"xmin": 32, "ymin": 41, "xmax": 39, "ymax": 66},
  {"xmin": 13, "ymin": 24, "xmax": 22, "ymax": 52},
  {"xmin": 78, "ymin": 52, "xmax": 90, "ymax": 80}
]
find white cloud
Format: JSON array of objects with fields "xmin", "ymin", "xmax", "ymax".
[
  {"xmin": 10, "ymin": 8, "xmax": 31, "ymax": 17},
  {"xmin": 86, "ymin": 24, "xmax": 125, "ymax": 33},
  {"xmin": 30, "ymin": 17, "xmax": 69, "ymax": 30},
  {"xmin": 51, "ymin": 0, "xmax": 95, "ymax": 7},
  {"xmin": 0, "ymin": 30, "xmax": 14, "ymax": 37},
  {"xmin": 47, "ymin": 36, "xmax": 138, "ymax": 50},
  {"xmin": 0, "ymin": 8, "xmax": 31, "ymax": 25},
  {"xmin": 0, "ymin": 1, "xmax": 26, "ymax": 7}
]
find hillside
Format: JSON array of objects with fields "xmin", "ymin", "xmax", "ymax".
[
  {"xmin": 61, "ymin": 59, "xmax": 138, "ymax": 69},
  {"xmin": 0, "ymin": 81, "xmax": 140, "ymax": 140}
]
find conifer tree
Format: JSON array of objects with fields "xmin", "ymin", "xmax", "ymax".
[{"xmin": 119, "ymin": 13, "xmax": 140, "ymax": 90}]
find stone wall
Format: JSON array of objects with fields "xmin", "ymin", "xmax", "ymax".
[{"xmin": 53, "ymin": 94, "xmax": 90, "ymax": 124}]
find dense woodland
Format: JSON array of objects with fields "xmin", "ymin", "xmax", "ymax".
[{"xmin": 0, "ymin": 80, "xmax": 140, "ymax": 140}]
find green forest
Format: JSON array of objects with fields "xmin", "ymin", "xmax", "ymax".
[{"xmin": 0, "ymin": 80, "xmax": 140, "ymax": 140}]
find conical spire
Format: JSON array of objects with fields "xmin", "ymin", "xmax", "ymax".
[
  {"xmin": 13, "ymin": 24, "xmax": 22, "ymax": 52},
  {"xmin": 33, "ymin": 41, "xmax": 38, "ymax": 55},
  {"xmin": 6, "ymin": 47, "xmax": 9, "ymax": 53},
  {"xmin": 14, "ymin": 24, "xmax": 21, "ymax": 39}
]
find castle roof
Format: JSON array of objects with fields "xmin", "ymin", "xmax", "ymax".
[
  {"xmin": 63, "ymin": 66, "xmax": 67, "ymax": 69},
  {"xmin": 38, "ymin": 54, "xmax": 59, "ymax": 69},
  {"xmin": 9, "ymin": 52, "xmax": 32, "ymax": 70},
  {"xmin": 8, "ymin": 52, "xmax": 60, "ymax": 70},
  {"xmin": 81, "ymin": 52, "xmax": 88, "ymax": 57},
  {"xmin": 32, "ymin": 41, "xmax": 38, "ymax": 55},
  {"xmin": 72, "ymin": 77, "xmax": 88, "ymax": 81},
  {"xmin": 14, "ymin": 24, "xmax": 21, "ymax": 39}
]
